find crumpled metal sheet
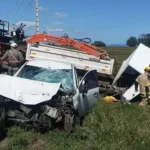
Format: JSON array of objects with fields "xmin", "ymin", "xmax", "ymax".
[{"xmin": 0, "ymin": 75, "xmax": 61, "ymax": 105}]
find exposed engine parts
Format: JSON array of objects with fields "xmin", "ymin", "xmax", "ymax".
[
  {"xmin": 43, "ymin": 105, "xmax": 58, "ymax": 119},
  {"xmin": 0, "ymin": 91, "xmax": 76, "ymax": 132}
]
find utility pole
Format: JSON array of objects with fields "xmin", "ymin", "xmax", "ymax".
[
  {"xmin": 35, "ymin": 0, "xmax": 39, "ymax": 33},
  {"xmin": 8, "ymin": 10, "xmax": 12, "ymax": 34}
]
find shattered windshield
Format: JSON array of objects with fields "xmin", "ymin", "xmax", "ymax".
[{"xmin": 17, "ymin": 65, "xmax": 74, "ymax": 90}]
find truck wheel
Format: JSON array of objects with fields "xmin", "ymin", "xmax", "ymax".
[
  {"xmin": 39, "ymin": 114, "xmax": 52, "ymax": 131},
  {"xmin": 64, "ymin": 112, "xmax": 81, "ymax": 133},
  {"xmin": 64, "ymin": 114, "xmax": 74, "ymax": 133},
  {"xmin": 0, "ymin": 105, "xmax": 6, "ymax": 140}
]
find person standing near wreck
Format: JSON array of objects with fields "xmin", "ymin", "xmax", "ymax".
[
  {"xmin": 0, "ymin": 42, "xmax": 24, "ymax": 75},
  {"xmin": 135, "ymin": 66, "xmax": 150, "ymax": 106}
]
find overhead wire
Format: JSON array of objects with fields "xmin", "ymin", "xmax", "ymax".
[
  {"xmin": 13, "ymin": 0, "xmax": 34, "ymax": 23},
  {"xmin": 9, "ymin": 0, "xmax": 149, "ymax": 37},
  {"xmin": 16, "ymin": 0, "xmax": 25, "ymax": 13},
  {"xmin": 11, "ymin": 1, "xmax": 143, "ymax": 40},
  {"xmin": 12, "ymin": 0, "xmax": 25, "ymax": 22},
  {"xmin": 4, "ymin": 0, "xmax": 21, "ymax": 23},
  {"xmin": 16, "ymin": 0, "xmax": 20, "ymax": 6}
]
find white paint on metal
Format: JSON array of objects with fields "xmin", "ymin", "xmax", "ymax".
[
  {"xmin": 26, "ymin": 59, "xmax": 72, "ymax": 69},
  {"xmin": 26, "ymin": 43, "xmax": 115, "ymax": 75},
  {"xmin": 112, "ymin": 43, "xmax": 150, "ymax": 101},
  {"xmin": 0, "ymin": 75, "xmax": 61, "ymax": 105},
  {"xmin": 112, "ymin": 49, "xmax": 136, "ymax": 85},
  {"xmin": 123, "ymin": 84, "xmax": 140, "ymax": 101}
]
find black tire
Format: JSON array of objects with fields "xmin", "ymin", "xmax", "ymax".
[
  {"xmin": 64, "ymin": 111, "xmax": 81, "ymax": 133},
  {"xmin": 0, "ymin": 105, "xmax": 6, "ymax": 140},
  {"xmin": 39, "ymin": 114, "xmax": 52, "ymax": 132},
  {"xmin": 64, "ymin": 113, "xmax": 74, "ymax": 133}
]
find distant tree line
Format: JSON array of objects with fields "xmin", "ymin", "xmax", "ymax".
[
  {"xmin": 92, "ymin": 41, "xmax": 106, "ymax": 47},
  {"xmin": 126, "ymin": 33, "xmax": 150, "ymax": 47}
]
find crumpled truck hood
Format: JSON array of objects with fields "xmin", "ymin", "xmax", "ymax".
[{"xmin": 0, "ymin": 75, "xmax": 61, "ymax": 105}]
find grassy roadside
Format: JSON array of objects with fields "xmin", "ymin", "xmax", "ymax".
[
  {"xmin": 1, "ymin": 100, "xmax": 150, "ymax": 150},
  {"xmin": 106, "ymin": 46, "xmax": 134, "ymax": 75},
  {"xmin": 106, "ymin": 46, "xmax": 134, "ymax": 64}
]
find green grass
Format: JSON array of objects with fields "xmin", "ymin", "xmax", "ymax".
[
  {"xmin": 106, "ymin": 46, "xmax": 135, "ymax": 75},
  {"xmin": 106, "ymin": 46, "xmax": 134, "ymax": 64},
  {"xmin": 2, "ymin": 100, "xmax": 150, "ymax": 150},
  {"xmin": 1, "ymin": 46, "xmax": 147, "ymax": 150}
]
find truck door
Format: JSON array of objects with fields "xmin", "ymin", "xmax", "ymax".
[{"xmin": 78, "ymin": 70, "xmax": 99, "ymax": 116}]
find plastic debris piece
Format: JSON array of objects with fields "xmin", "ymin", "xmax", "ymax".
[{"xmin": 103, "ymin": 96, "xmax": 116, "ymax": 103}]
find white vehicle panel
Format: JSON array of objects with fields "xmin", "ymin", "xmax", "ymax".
[
  {"xmin": 123, "ymin": 84, "xmax": 140, "ymax": 101},
  {"xmin": 26, "ymin": 59, "xmax": 72, "ymax": 69},
  {"xmin": 0, "ymin": 75, "xmax": 61, "ymax": 105},
  {"xmin": 112, "ymin": 43, "xmax": 150, "ymax": 101},
  {"xmin": 129, "ymin": 44, "xmax": 150, "ymax": 73},
  {"xmin": 26, "ymin": 43, "xmax": 115, "ymax": 75},
  {"xmin": 113, "ymin": 43, "xmax": 150, "ymax": 86},
  {"xmin": 112, "ymin": 49, "xmax": 136, "ymax": 86}
]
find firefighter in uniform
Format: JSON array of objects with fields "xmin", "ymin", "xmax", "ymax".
[
  {"xmin": 135, "ymin": 66, "xmax": 150, "ymax": 106},
  {"xmin": 1, "ymin": 42, "xmax": 24, "ymax": 75}
]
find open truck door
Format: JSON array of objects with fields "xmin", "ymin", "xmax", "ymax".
[
  {"xmin": 112, "ymin": 43, "xmax": 150, "ymax": 102},
  {"xmin": 78, "ymin": 70, "xmax": 99, "ymax": 116}
]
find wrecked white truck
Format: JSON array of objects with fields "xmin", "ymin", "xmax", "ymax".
[
  {"xmin": 0, "ymin": 59, "xmax": 99, "ymax": 132},
  {"xmin": 0, "ymin": 32, "xmax": 115, "ymax": 132},
  {"xmin": 111, "ymin": 43, "xmax": 150, "ymax": 103}
]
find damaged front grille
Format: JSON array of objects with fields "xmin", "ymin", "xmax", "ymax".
[{"xmin": 0, "ymin": 90, "xmax": 75, "ymax": 131}]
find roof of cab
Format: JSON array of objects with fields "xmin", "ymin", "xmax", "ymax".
[{"xmin": 26, "ymin": 59, "xmax": 72, "ymax": 69}]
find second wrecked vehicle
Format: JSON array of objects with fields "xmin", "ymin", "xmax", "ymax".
[
  {"xmin": 111, "ymin": 43, "xmax": 150, "ymax": 103},
  {"xmin": 0, "ymin": 59, "xmax": 99, "ymax": 132}
]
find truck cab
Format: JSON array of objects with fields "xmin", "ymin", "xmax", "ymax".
[
  {"xmin": 0, "ymin": 59, "xmax": 99, "ymax": 132},
  {"xmin": 14, "ymin": 59, "xmax": 100, "ymax": 116}
]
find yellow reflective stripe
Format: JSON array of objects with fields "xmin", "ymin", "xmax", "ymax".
[
  {"xmin": 45, "ymin": 49, "xmax": 49, "ymax": 52},
  {"xmin": 31, "ymin": 52, "xmax": 36, "ymax": 55},
  {"xmin": 136, "ymin": 78, "xmax": 139, "ymax": 82},
  {"xmin": 140, "ymin": 93, "xmax": 150, "ymax": 97},
  {"xmin": 140, "ymin": 94, "xmax": 146, "ymax": 98},
  {"xmin": 138, "ymin": 82, "xmax": 150, "ymax": 86}
]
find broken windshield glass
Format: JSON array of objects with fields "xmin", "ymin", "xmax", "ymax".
[{"xmin": 17, "ymin": 65, "xmax": 74, "ymax": 90}]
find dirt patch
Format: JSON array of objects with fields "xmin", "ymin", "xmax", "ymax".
[
  {"xmin": 0, "ymin": 138, "xmax": 8, "ymax": 148},
  {"xmin": 28, "ymin": 139, "xmax": 46, "ymax": 150}
]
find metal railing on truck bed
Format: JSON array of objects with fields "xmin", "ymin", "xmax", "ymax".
[{"xmin": 26, "ymin": 43, "xmax": 115, "ymax": 76}]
